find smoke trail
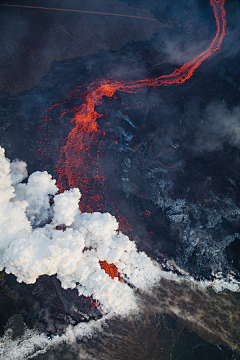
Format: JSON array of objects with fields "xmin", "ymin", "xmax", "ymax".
[{"xmin": 0, "ymin": 4, "xmax": 159, "ymax": 22}]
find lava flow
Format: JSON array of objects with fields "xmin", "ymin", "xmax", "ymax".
[
  {"xmin": 99, "ymin": 260, "xmax": 123, "ymax": 281},
  {"xmin": 36, "ymin": 0, "xmax": 227, "ymax": 309},
  {"xmin": 52, "ymin": 0, "xmax": 226, "ymax": 213}
]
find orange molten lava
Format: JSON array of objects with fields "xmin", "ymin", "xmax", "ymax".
[
  {"xmin": 36, "ymin": 0, "xmax": 226, "ymax": 215},
  {"xmin": 51, "ymin": 0, "xmax": 226, "ymax": 213},
  {"xmin": 88, "ymin": 296, "xmax": 102, "ymax": 310},
  {"xmin": 53, "ymin": 86, "xmax": 108, "ymax": 212},
  {"xmin": 143, "ymin": 210, "xmax": 151, "ymax": 219},
  {"xmin": 99, "ymin": 260, "xmax": 123, "ymax": 281},
  {"xmin": 35, "ymin": 0, "xmax": 227, "ymax": 310}
]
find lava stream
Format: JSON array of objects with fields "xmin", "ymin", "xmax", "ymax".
[
  {"xmin": 99, "ymin": 260, "xmax": 123, "ymax": 281},
  {"xmin": 36, "ymin": 0, "xmax": 227, "ymax": 313},
  {"xmin": 54, "ymin": 0, "xmax": 226, "ymax": 210}
]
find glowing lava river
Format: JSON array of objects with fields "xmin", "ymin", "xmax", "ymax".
[{"xmin": 52, "ymin": 0, "xmax": 226, "ymax": 207}]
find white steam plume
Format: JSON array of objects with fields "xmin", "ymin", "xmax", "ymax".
[
  {"xmin": 1, "ymin": 146, "xmax": 240, "ymax": 360},
  {"xmin": 0, "ymin": 146, "xmax": 161, "ymax": 315},
  {"xmin": 1, "ymin": 146, "xmax": 239, "ymax": 310}
]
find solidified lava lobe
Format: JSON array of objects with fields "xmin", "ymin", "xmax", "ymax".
[{"xmin": 99, "ymin": 260, "xmax": 123, "ymax": 281}]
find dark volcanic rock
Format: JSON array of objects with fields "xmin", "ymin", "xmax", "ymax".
[{"xmin": 0, "ymin": 274, "xmax": 102, "ymax": 336}]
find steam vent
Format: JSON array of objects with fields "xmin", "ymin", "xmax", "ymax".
[{"xmin": 0, "ymin": 0, "xmax": 240, "ymax": 359}]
